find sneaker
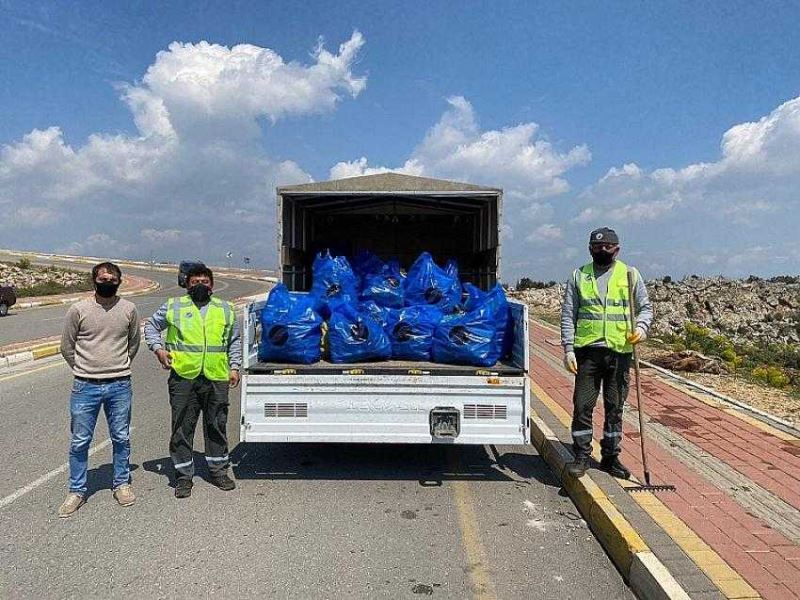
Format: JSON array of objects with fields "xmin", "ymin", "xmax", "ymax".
[
  {"xmin": 113, "ymin": 484, "xmax": 136, "ymax": 507},
  {"xmin": 208, "ymin": 474, "xmax": 236, "ymax": 491},
  {"xmin": 175, "ymin": 478, "xmax": 193, "ymax": 499},
  {"xmin": 600, "ymin": 456, "xmax": 631, "ymax": 480},
  {"xmin": 58, "ymin": 493, "xmax": 86, "ymax": 518},
  {"xmin": 565, "ymin": 456, "xmax": 590, "ymax": 478}
]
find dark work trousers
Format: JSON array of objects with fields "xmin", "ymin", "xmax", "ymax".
[
  {"xmin": 570, "ymin": 347, "xmax": 631, "ymax": 459},
  {"xmin": 168, "ymin": 371, "xmax": 230, "ymax": 480}
]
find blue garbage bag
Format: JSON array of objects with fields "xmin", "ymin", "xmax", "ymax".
[
  {"xmin": 329, "ymin": 303, "xmax": 392, "ymax": 363},
  {"xmin": 404, "ymin": 252, "xmax": 461, "ymax": 311},
  {"xmin": 258, "ymin": 284, "xmax": 322, "ymax": 364},
  {"xmin": 432, "ymin": 302, "xmax": 500, "ymax": 367},
  {"xmin": 462, "ymin": 283, "xmax": 486, "ymax": 311},
  {"xmin": 480, "ymin": 284, "xmax": 512, "ymax": 357},
  {"xmin": 359, "ymin": 300, "xmax": 393, "ymax": 329},
  {"xmin": 386, "ymin": 305, "xmax": 443, "ymax": 361},
  {"xmin": 360, "ymin": 265, "xmax": 405, "ymax": 308},
  {"xmin": 445, "ymin": 259, "xmax": 459, "ymax": 281},
  {"xmin": 351, "ymin": 249, "xmax": 385, "ymax": 283},
  {"xmin": 311, "ymin": 250, "xmax": 358, "ymax": 319}
]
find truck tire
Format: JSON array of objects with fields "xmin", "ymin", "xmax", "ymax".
[{"xmin": 0, "ymin": 303, "xmax": 8, "ymax": 317}]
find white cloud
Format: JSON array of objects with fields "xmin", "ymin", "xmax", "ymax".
[
  {"xmin": 521, "ymin": 202, "xmax": 555, "ymax": 222},
  {"xmin": 329, "ymin": 156, "xmax": 424, "ymax": 180},
  {"xmin": 331, "ymin": 96, "xmax": 591, "ymax": 202},
  {"xmin": 525, "ymin": 223, "xmax": 563, "ymax": 244},
  {"xmin": 569, "ymin": 96, "xmax": 800, "ymax": 277},
  {"xmin": 0, "ymin": 32, "xmax": 365, "ymax": 264}
]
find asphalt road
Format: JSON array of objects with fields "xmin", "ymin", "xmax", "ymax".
[
  {"xmin": 0, "ymin": 252, "xmax": 269, "ymax": 347},
  {"xmin": 0, "ymin": 351, "xmax": 634, "ymax": 599}
]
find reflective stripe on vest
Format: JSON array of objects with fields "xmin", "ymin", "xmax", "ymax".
[
  {"xmin": 574, "ymin": 260, "xmax": 634, "ymax": 353},
  {"xmin": 165, "ymin": 296, "xmax": 234, "ymax": 380}
]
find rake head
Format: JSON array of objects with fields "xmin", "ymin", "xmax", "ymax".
[
  {"xmin": 624, "ymin": 471, "xmax": 677, "ymax": 493},
  {"xmin": 625, "ymin": 483, "xmax": 677, "ymax": 493}
]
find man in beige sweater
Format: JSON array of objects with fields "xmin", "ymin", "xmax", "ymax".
[{"xmin": 58, "ymin": 262, "xmax": 141, "ymax": 517}]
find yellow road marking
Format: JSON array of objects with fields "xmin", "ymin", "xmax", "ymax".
[
  {"xmin": 0, "ymin": 360, "xmax": 65, "ymax": 383},
  {"xmin": 448, "ymin": 453, "xmax": 497, "ymax": 600}
]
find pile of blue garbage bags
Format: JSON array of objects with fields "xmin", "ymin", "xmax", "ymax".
[{"xmin": 258, "ymin": 250, "xmax": 511, "ymax": 367}]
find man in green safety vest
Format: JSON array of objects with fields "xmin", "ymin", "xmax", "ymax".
[
  {"xmin": 560, "ymin": 228, "xmax": 653, "ymax": 479},
  {"xmin": 144, "ymin": 264, "xmax": 241, "ymax": 498}
]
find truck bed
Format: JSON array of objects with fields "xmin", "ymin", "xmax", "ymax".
[{"xmin": 246, "ymin": 358, "xmax": 525, "ymax": 377}]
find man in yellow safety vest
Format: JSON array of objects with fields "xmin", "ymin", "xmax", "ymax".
[
  {"xmin": 145, "ymin": 264, "xmax": 241, "ymax": 498},
  {"xmin": 560, "ymin": 228, "xmax": 653, "ymax": 479}
]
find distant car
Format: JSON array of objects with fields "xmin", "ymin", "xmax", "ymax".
[
  {"xmin": 0, "ymin": 285, "xmax": 16, "ymax": 317},
  {"xmin": 178, "ymin": 261, "xmax": 206, "ymax": 288}
]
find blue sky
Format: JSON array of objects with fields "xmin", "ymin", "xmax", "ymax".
[{"xmin": 1, "ymin": 1, "xmax": 798, "ymax": 280}]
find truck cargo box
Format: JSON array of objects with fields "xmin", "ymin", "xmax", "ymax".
[{"xmin": 241, "ymin": 173, "xmax": 530, "ymax": 446}]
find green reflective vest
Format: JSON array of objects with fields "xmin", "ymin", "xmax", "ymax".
[
  {"xmin": 165, "ymin": 296, "xmax": 235, "ymax": 381},
  {"xmin": 574, "ymin": 260, "xmax": 635, "ymax": 354}
]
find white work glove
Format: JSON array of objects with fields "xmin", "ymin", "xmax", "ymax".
[
  {"xmin": 563, "ymin": 351, "xmax": 578, "ymax": 375},
  {"xmin": 627, "ymin": 327, "xmax": 647, "ymax": 345}
]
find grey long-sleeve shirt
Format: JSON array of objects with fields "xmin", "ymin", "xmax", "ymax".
[
  {"xmin": 560, "ymin": 262, "xmax": 653, "ymax": 353},
  {"xmin": 144, "ymin": 299, "xmax": 242, "ymax": 370},
  {"xmin": 60, "ymin": 297, "xmax": 141, "ymax": 378}
]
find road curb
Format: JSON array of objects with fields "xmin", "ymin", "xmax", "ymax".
[{"xmin": 528, "ymin": 411, "xmax": 690, "ymax": 600}]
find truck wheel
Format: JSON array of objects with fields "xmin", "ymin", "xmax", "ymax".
[{"xmin": 0, "ymin": 303, "xmax": 7, "ymax": 317}]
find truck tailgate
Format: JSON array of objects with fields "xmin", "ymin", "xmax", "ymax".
[{"xmin": 241, "ymin": 373, "xmax": 529, "ymax": 445}]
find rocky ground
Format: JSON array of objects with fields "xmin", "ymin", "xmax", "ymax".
[
  {"xmin": 512, "ymin": 275, "xmax": 800, "ymax": 346},
  {"xmin": 0, "ymin": 261, "xmax": 90, "ymax": 295},
  {"xmin": 511, "ymin": 276, "xmax": 800, "ymax": 426}
]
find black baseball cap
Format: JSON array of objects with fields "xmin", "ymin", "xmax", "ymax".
[{"xmin": 589, "ymin": 227, "xmax": 619, "ymax": 245}]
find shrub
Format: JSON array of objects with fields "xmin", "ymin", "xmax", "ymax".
[
  {"xmin": 517, "ymin": 277, "xmax": 557, "ymax": 291},
  {"xmin": 17, "ymin": 276, "xmax": 93, "ymax": 298},
  {"xmin": 752, "ymin": 365, "xmax": 791, "ymax": 389},
  {"xmin": 676, "ymin": 322, "xmax": 741, "ymax": 366},
  {"xmin": 16, "ymin": 257, "xmax": 32, "ymax": 270},
  {"xmin": 769, "ymin": 275, "xmax": 800, "ymax": 284}
]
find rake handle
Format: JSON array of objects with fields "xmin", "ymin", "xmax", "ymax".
[{"xmin": 627, "ymin": 270, "xmax": 651, "ymax": 486}]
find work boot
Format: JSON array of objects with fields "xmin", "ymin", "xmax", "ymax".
[
  {"xmin": 113, "ymin": 484, "xmax": 136, "ymax": 507},
  {"xmin": 174, "ymin": 478, "xmax": 193, "ymax": 499},
  {"xmin": 58, "ymin": 493, "xmax": 86, "ymax": 518},
  {"xmin": 565, "ymin": 456, "xmax": 590, "ymax": 478},
  {"xmin": 208, "ymin": 473, "xmax": 236, "ymax": 491},
  {"xmin": 600, "ymin": 456, "xmax": 631, "ymax": 480}
]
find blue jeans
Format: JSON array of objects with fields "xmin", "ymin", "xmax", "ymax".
[{"xmin": 69, "ymin": 376, "xmax": 133, "ymax": 495}]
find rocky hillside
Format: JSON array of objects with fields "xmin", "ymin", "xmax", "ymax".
[
  {"xmin": 511, "ymin": 276, "xmax": 800, "ymax": 346},
  {"xmin": 0, "ymin": 261, "xmax": 89, "ymax": 295}
]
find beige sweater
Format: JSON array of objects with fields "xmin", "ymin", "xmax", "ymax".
[{"xmin": 60, "ymin": 297, "xmax": 141, "ymax": 379}]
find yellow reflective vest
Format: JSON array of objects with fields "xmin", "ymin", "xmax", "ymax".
[
  {"xmin": 165, "ymin": 296, "xmax": 235, "ymax": 380},
  {"xmin": 574, "ymin": 260, "xmax": 636, "ymax": 354}
]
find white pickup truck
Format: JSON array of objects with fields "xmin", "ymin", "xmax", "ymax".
[{"xmin": 240, "ymin": 173, "xmax": 530, "ymax": 446}]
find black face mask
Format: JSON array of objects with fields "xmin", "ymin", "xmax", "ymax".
[
  {"xmin": 591, "ymin": 250, "xmax": 615, "ymax": 267},
  {"xmin": 188, "ymin": 283, "xmax": 212, "ymax": 303},
  {"xmin": 95, "ymin": 281, "xmax": 120, "ymax": 298}
]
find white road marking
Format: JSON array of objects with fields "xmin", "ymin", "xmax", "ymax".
[{"xmin": 0, "ymin": 427, "xmax": 135, "ymax": 510}]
